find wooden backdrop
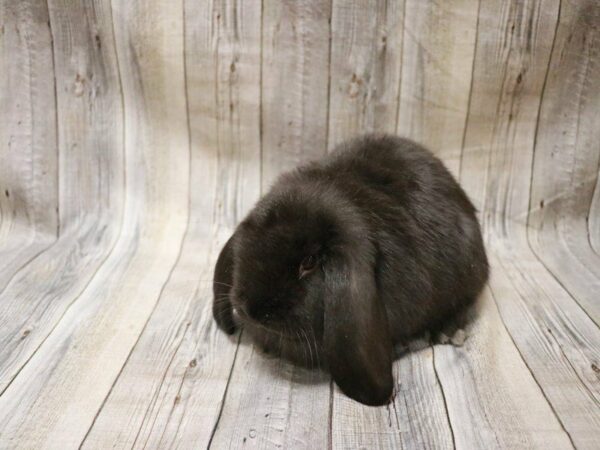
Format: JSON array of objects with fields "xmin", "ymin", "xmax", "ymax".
[{"xmin": 0, "ymin": 0, "xmax": 599, "ymax": 448}]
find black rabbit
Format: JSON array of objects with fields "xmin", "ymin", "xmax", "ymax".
[{"xmin": 213, "ymin": 134, "xmax": 488, "ymax": 406}]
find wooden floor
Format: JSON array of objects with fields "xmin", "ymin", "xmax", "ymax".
[{"xmin": 1, "ymin": 0, "xmax": 599, "ymax": 448}]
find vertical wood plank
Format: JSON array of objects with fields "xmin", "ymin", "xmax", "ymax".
[
  {"xmin": 459, "ymin": 0, "xmax": 559, "ymax": 217},
  {"xmin": 211, "ymin": 345, "xmax": 331, "ymax": 449},
  {"xmin": 261, "ymin": 0, "xmax": 331, "ymax": 188},
  {"xmin": 487, "ymin": 249, "xmax": 600, "ymax": 448},
  {"xmin": 332, "ymin": 349, "xmax": 454, "ymax": 450},
  {"xmin": 590, "ymin": 175, "xmax": 600, "ymax": 254},
  {"xmin": 458, "ymin": 0, "xmax": 600, "ymax": 447},
  {"xmin": 434, "ymin": 286, "xmax": 573, "ymax": 449},
  {"xmin": 0, "ymin": 0, "xmax": 58, "ymax": 288},
  {"xmin": 397, "ymin": 0, "xmax": 479, "ymax": 176},
  {"xmin": 0, "ymin": 0, "xmax": 190, "ymax": 445},
  {"xmin": 0, "ymin": 0, "xmax": 57, "ymax": 236},
  {"xmin": 0, "ymin": 0, "xmax": 125, "ymax": 394},
  {"xmin": 527, "ymin": 0, "xmax": 600, "ymax": 324},
  {"xmin": 83, "ymin": 0, "xmax": 262, "ymax": 447},
  {"xmin": 327, "ymin": 2, "xmax": 453, "ymax": 449},
  {"xmin": 327, "ymin": 0, "xmax": 403, "ymax": 148},
  {"xmin": 210, "ymin": 1, "xmax": 333, "ymax": 448}
]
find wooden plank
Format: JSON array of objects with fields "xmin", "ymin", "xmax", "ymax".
[
  {"xmin": 397, "ymin": 0, "xmax": 479, "ymax": 176},
  {"xmin": 327, "ymin": 0, "xmax": 403, "ymax": 148},
  {"xmin": 326, "ymin": 2, "xmax": 455, "ymax": 448},
  {"xmin": 458, "ymin": 0, "xmax": 600, "ymax": 447},
  {"xmin": 210, "ymin": 338, "xmax": 331, "ymax": 449},
  {"xmin": 0, "ymin": 0, "xmax": 190, "ymax": 446},
  {"xmin": 591, "ymin": 178, "xmax": 600, "ymax": 254},
  {"xmin": 0, "ymin": 0, "xmax": 124, "ymax": 395},
  {"xmin": 488, "ymin": 246, "xmax": 600, "ymax": 448},
  {"xmin": 460, "ymin": 0, "xmax": 560, "ymax": 217},
  {"xmin": 83, "ymin": 0, "xmax": 262, "ymax": 447},
  {"xmin": 434, "ymin": 284, "xmax": 573, "ymax": 449},
  {"xmin": 0, "ymin": 0, "xmax": 58, "ymax": 289},
  {"xmin": 527, "ymin": 0, "xmax": 600, "ymax": 325},
  {"xmin": 0, "ymin": 0, "xmax": 58, "ymax": 236},
  {"xmin": 261, "ymin": 0, "xmax": 332, "ymax": 188},
  {"xmin": 210, "ymin": 2, "xmax": 333, "ymax": 448},
  {"xmin": 332, "ymin": 347, "xmax": 453, "ymax": 450}
]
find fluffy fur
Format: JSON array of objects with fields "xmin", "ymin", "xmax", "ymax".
[{"xmin": 213, "ymin": 134, "xmax": 489, "ymax": 406}]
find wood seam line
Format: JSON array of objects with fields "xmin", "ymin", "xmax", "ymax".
[
  {"xmin": 431, "ymin": 345, "xmax": 457, "ymax": 450},
  {"xmin": 81, "ymin": 225, "xmax": 192, "ymax": 449},
  {"xmin": 324, "ymin": 0, "xmax": 334, "ymax": 151},
  {"xmin": 486, "ymin": 277, "xmax": 576, "ymax": 448},
  {"xmin": 587, "ymin": 139, "xmax": 600, "ymax": 257},
  {"xmin": 327, "ymin": 378, "xmax": 333, "ymax": 450},
  {"xmin": 206, "ymin": 332, "xmax": 243, "ymax": 449},
  {"xmin": 394, "ymin": 0, "xmax": 407, "ymax": 135},
  {"xmin": 458, "ymin": 0, "xmax": 482, "ymax": 182},
  {"xmin": 325, "ymin": 0, "xmax": 334, "ymax": 443},
  {"xmin": 526, "ymin": 0, "xmax": 561, "ymax": 233},
  {"xmin": 48, "ymin": 0, "xmax": 60, "ymax": 239},
  {"xmin": 127, "ymin": 316, "xmax": 191, "ymax": 449},
  {"xmin": 259, "ymin": 0, "xmax": 265, "ymax": 194}
]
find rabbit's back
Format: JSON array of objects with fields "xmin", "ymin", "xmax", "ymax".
[{"xmin": 318, "ymin": 135, "xmax": 488, "ymax": 340}]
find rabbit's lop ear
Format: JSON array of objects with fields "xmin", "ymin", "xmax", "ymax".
[
  {"xmin": 213, "ymin": 234, "xmax": 237, "ymax": 334},
  {"xmin": 323, "ymin": 247, "xmax": 394, "ymax": 406}
]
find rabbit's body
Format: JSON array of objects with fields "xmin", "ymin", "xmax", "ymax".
[
  {"xmin": 213, "ymin": 134, "xmax": 488, "ymax": 405},
  {"xmin": 303, "ymin": 136, "xmax": 488, "ymax": 341}
]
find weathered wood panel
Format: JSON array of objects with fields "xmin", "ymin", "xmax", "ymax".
[
  {"xmin": 0, "ymin": 0, "xmax": 124, "ymax": 396},
  {"xmin": 327, "ymin": 0, "xmax": 403, "ymax": 148},
  {"xmin": 0, "ymin": 0, "xmax": 598, "ymax": 448},
  {"xmin": 434, "ymin": 287, "xmax": 572, "ymax": 449},
  {"xmin": 0, "ymin": 0, "xmax": 57, "ymax": 290},
  {"xmin": 0, "ymin": 0, "xmax": 189, "ymax": 445},
  {"xmin": 459, "ymin": 0, "xmax": 600, "ymax": 447},
  {"xmin": 332, "ymin": 347, "xmax": 454, "ymax": 450},
  {"xmin": 327, "ymin": 3, "xmax": 456, "ymax": 448},
  {"xmin": 397, "ymin": 0, "xmax": 479, "ymax": 175},
  {"xmin": 528, "ymin": 0, "xmax": 600, "ymax": 325},
  {"xmin": 261, "ymin": 0, "xmax": 331, "ymax": 188},
  {"xmin": 84, "ymin": 0, "xmax": 262, "ymax": 447},
  {"xmin": 211, "ymin": 3, "xmax": 333, "ymax": 448}
]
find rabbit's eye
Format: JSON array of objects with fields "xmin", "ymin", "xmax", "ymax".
[{"xmin": 299, "ymin": 254, "xmax": 318, "ymax": 278}]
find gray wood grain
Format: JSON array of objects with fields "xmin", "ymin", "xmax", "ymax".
[
  {"xmin": 0, "ymin": 0, "xmax": 598, "ymax": 448},
  {"xmin": 435, "ymin": 287, "xmax": 573, "ymax": 449},
  {"xmin": 0, "ymin": 0, "xmax": 58, "ymax": 291},
  {"xmin": 0, "ymin": 0, "xmax": 189, "ymax": 445},
  {"xmin": 527, "ymin": 0, "xmax": 600, "ymax": 325},
  {"xmin": 211, "ymin": 3, "xmax": 333, "ymax": 448},
  {"xmin": 84, "ymin": 0, "xmax": 262, "ymax": 447},
  {"xmin": 327, "ymin": 0, "xmax": 403, "ymax": 148},
  {"xmin": 0, "ymin": 0, "xmax": 124, "ymax": 395},
  {"xmin": 261, "ymin": 0, "xmax": 332, "ymax": 188},
  {"xmin": 397, "ymin": 0, "xmax": 478, "ymax": 176},
  {"xmin": 459, "ymin": 0, "xmax": 600, "ymax": 447}
]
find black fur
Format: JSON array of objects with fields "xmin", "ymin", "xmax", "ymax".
[{"xmin": 213, "ymin": 134, "xmax": 489, "ymax": 406}]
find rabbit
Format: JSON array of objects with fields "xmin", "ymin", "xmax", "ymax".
[{"xmin": 213, "ymin": 134, "xmax": 489, "ymax": 406}]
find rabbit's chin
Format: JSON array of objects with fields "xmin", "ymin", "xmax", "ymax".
[
  {"xmin": 232, "ymin": 307, "xmax": 300, "ymax": 342},
  {"xmin": 242, "ymin": 320, "xmax": 324, "ymax": 369}
]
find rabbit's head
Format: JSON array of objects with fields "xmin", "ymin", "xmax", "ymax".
[{"xmin": 214, "ymin": 182, "xmax": 394, "ymax": 405}]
